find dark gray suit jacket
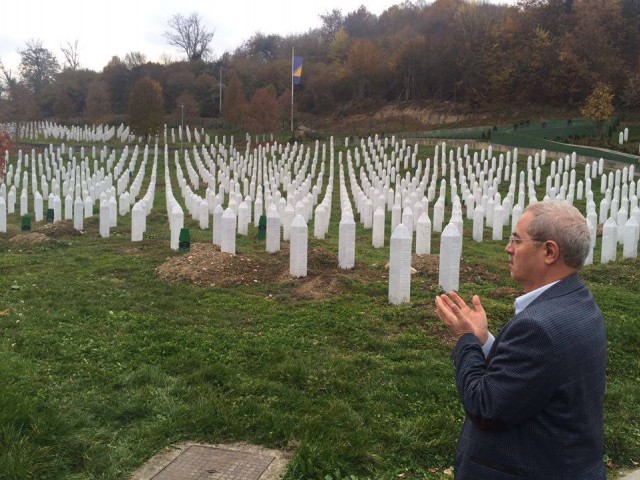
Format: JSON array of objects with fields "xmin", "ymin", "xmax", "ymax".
[{"xmin": 450, "ymin": 273, "xmax": 606, "ymax": 479}]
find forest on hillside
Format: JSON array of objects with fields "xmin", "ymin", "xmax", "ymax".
[{"xmin": 0, "ymin": 0, "xmax": 639, "ymax": 134}]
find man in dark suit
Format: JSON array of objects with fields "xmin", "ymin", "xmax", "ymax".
[{"xmin": 435, "ymin": 200, "xmax": 606, "ymax": 479}]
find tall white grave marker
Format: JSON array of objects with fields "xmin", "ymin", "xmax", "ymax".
[
  {"xmin": 220, "ymin": 208, "xmax": 237, "ymax": 255},
  {"xmin": 338, "ymin": 214, "xmax": 356, "ymax": 269},
  {"xmin": 372, "ymin": 206, "xmax": 385, "ymax": 248},
  {"xmin": 623, "ymin": 217, "xmax": 639, "ymax": 259},
  {"xmin": 290, "ymin": 215, "xmax": 308, "ymax": 277},
  {"xmin": 601, "ymin": 217, "xmax": 617, "ymax": 264},
  {"xmin": 388, "ymin": 223, "xmax": 412, "ymax": 305},
  {"xmin": 439, "ymin": 222, "xmax": 462, "ymax": 292},
  {"xmin": 415, "ymin": 212, "xmax": 432, "ymax": 254},
  {"xmin": 266, "ymin": 204, "xmax": 281, "ymax": 253}
]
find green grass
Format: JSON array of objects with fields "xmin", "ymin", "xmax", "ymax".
[{"xmin": 0, "ymin": 141, "xmax": 639, "ymax": 479}]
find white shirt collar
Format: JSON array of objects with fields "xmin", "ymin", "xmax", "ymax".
[{"xmin": 514, "ymin": 280, "xmax": 560, "ymax": 315}]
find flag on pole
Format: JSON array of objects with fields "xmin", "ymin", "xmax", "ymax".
[{"xmin": 292, "ymin": 56, "xmax": 303, "ymax": 86}]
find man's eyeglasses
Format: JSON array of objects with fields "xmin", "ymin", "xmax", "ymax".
[{"xmin": 508, "ymin": 234, "xmax": 544, "ymax": 246}]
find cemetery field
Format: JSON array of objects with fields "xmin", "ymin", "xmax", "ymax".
[{"xmin": 1, "ymin": 137, "xmax": 640, "ymax": 479}]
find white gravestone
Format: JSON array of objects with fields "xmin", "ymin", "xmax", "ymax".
[
  {"xmin": 289, "ymin": 215, "xmax": 308, "ymax": 278},
  {"xmin": 266, "ymin": 204, "xmax": 281, "ymax": 253},
  {"xmin": 73, "ymin": 196, "xmax": 84, "ymax": 231},
  {"xmin": 282, "ymin": 204, "xmax": 295, "ymax": 241},
  {"xmin": 99, "ymin": 201, "xmax": 110, "ymax": 238},
  {"xmin": 212, "ymin": 205, "xmax": 224, "ymax": 246},
  {"xmin": 623, "ymin": 217, "xmax": 639, "ymax": 259},
  {"xmin": 338, "ymin": 214, "xmax": 356, "ymax": 270},
  {"xmin": 34, "ymin": 192, "xmax": 43, "ymax": 222},
  {"xmin": 472, "ymin": 205, "xmax": 484, "ymax": 243},
  {"xmin": 131, "ymin": 203, "xmax": 145, "ymax": 241},
  {"xmin": 372, "ymin": 206, "xmax": 385, "ymax": 248},
  {"xmin": 237, "ymin": 201, "xmax": 250, "ymax": 235},
  {"xmin": 601, "ymin": 217, "xmax": 617, "ymax": 264},
  {"xmin": 415, "ymin": 213, "xmax": 432, "ymax": 255},
  {"xmin": 0, "ymin": 197, "xmax": 6, "ymax": 233},
  {"xmin": 492, "ymin": 204, "xmax": 504, "ymax": 241},
  {"xmin": 439, "ymin": 222, "xmax": 462, "ymax": 292},
  {"xmin": 314, "ymin": 204, "xmax": 326, "ymax": 240},
  {"xmin": 220, "ymin": 208, "xmax": 237, "ymax": 255},
  {"xmin": 199, "ymin": 199, "xmax": 209, "ymax": 230},
  {"xmin": 388, "ymin": 223, "xmax": 412, "ymax": 305}
]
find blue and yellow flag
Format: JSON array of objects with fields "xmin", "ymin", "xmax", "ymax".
[{"xmin": 292, "ymin": 56, "xmax": 303, "ymax": 85}]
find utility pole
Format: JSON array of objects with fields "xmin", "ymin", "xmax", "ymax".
[{"xmin": 180, "ymin": 104, "xmax": 184, "ymax": 153}]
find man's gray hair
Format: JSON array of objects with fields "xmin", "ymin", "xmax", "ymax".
[{"xmin": 525, "ymin": 200, "xmax": 591, "ymax": 269}]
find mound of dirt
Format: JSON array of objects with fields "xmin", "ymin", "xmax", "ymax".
[
  {"xmin": 8, "ymin": 233, "xmax": 57, "ymax": 245},
  {"xmin": 156, "ymin": 243, "xmax": 383, "ymax": 299},
  {"xmin": 291, "ymin": 274, "xmax": 348, "ymax": 300},
  {"xmin": 411, "ymin": 254, "xmax": 440, "ymax": 274},
  {"xmin": 155, "ymin": 243, "xmax": 286, "ymax": 287},
  {"xmin": 35, "ymin": 220, "xmax": 84, "ymax": 237},
  {"xmin": 155, "ymin": 244, "xmax": 499, "ymax": 300}
]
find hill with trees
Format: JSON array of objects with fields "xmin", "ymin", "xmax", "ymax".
[{"xmin": 0, "ymin": 0, "xmax": 639, "ymax": 134}]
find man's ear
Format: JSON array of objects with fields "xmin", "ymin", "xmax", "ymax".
[{"xmin": 543, "ymin": 240, "xmax": 561, "ymax": 265}]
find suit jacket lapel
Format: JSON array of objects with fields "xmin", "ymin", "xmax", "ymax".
[{"xmin": 486, "ymin": 273, "xmax": 584, "ymax": 362}]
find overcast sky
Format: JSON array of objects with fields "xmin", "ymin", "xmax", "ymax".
[{"xmin": 0, "ymin": 0, "xmax": 516, "ymax": 74}]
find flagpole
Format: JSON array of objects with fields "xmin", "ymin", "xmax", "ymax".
[{"xmin": 291, "ymin": 47, "xmax": 294, "ymax": 133}]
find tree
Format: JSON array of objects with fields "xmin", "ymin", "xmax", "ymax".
[
  {"xmin": 194, "ymin": 73, "xmax": 217, "ymax": 117},
  {"xmin": 127, "ymin": 77, "xmax": 164, "ymax": 137},
  {"xmin": 165, "ymin": 13, "xmax": 214, "ymax": 62},
  {"xmin": 0, "ymin": 59, "xmax": 17, "ymax": 100},
  {"xmin": 581, "ymin": 82, "xmax": 615, "ymax": 136},
  {"xmin": 345, "ymin": 39, "xmax": 384, "ymax": 99},
  {"xmin": 18, "ymin": 39, "xmax": 60, "ymax": 95},
  {"xmin": 390, "ymin": 36, "xmax": 429, "ymax": 101},
  {"xmin": 319, "ymin": 9, "xmax": 344, "ymax": 43},
  {"xmin": 102, "ymin": 56, "xmax": 130, "ymax": 114},
  {"xmin": 61, "ymin": 40, "xmax": 80, "ymax": 71},
  {"xmin": 53, "ymin": 92, "xmax": 74, "ymax": 121},
  {"xmin": 222, "ymin": 73, "xmax": 248, "ymax": 127},
  {"xmin": 328, "ymin": 29, "xmax": 350, "ymax": 62},
  {"xmin": 238, "ymin": 33, "xmax": 283, "ymax": 64},
  {"xmin": 84, "ymin": 80, "xmax": 112, "ymax": 123},
  {"xmin": 344, "ymin": 6, "xmax": 378, "ymax": 38},
  {"xmin": 247, "ymin": 85, "xmax": 283, "ymax": 133},
  {"xmin": 621, "ymin": 68, "xmax": 640, "ymax": 107},
  {"xmin": 124, "ymin": 52, "xmax": 147, "ymax": 69},
  {"xmin": 173, "ymin": 92, "xmax": 199, "ymax": 126}
]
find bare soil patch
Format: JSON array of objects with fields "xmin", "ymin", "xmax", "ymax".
[
  {"xmin": 8, "ymin": 233, "xmax": 57, "ymax": 245},
  {"xmin": 155, "ymin": 245, "xmax": 500, "ymax": 299},
  {"xmin": 34, "ymin": 220, "xmax": 84, "ymax": 237},
  {"xmin": 156, "ymin": 243, "xmax": 286, "ymax": 287},
  {"xmin": 156, "ymin": 243, "xmax": 385, "ymax": 298}
]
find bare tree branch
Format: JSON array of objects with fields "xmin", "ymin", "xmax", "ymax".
[
  {"xmin": 61, "ymin": 40, "xmax": 81, "ymax": 70},
  {"xmin": 124, "ymin": 51, "xmax": 147, "ymax": 69},
  {"xmin": 164, "ymin": 13, "xmax": 215, "ymax": 62}
]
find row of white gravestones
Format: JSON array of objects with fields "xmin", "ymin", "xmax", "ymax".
[
  {"xmin": 0, "ymin": 141, "xmax": 152, "ymax": 213},
  {"xmin": 337, "ymin": 145, "xmax": 639, "ymax": 305},
  {"xmin": 1, "ymin": 142, "xmax": 154, "ymax": 236},
  {"xmin": 168, "ymin": 138, "xmax": 332, "ymax": 251},
  {"xmin": 2, "ymin": 136, "xmax": 639, "ymax": 288}
]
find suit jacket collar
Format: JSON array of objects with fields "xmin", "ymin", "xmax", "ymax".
[
  {"xmin": 486, "ymin": 273, "xmax": 584, "ymax": 362},
  {"xmin": 526, "ymin": 272, "xmax": 584, "ymax": 309}
]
